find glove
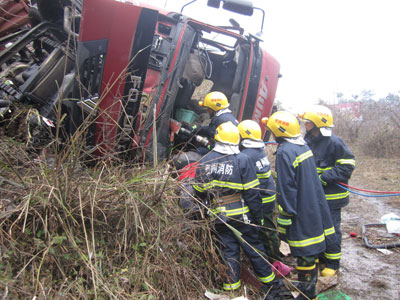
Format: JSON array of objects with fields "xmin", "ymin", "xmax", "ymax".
[
  {"xmin": 191, "ymin": 124, "xmax": 198, "ymax": 132},
  {"xmin": 319, "ymin": 175, "xmax": 327, "ymax": 186},
  {"xmin": 181, "ymin": 121, "xmax": 194, "ymax": 132},
  {"xmin": 255, "ymin": 218, "xmax": 264, "ymax": 226}
]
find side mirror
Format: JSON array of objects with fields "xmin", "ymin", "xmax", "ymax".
[
  {"xmin": 222, "ymin": 0, "xmax": 253, "ymax": 16},
  {"xmin": 185, "ymin": 0, "xmax": 254, "ymax": 17},
  {"xmin": 207, "ymin": 0, "xmax": 221, "ymax": 8}
]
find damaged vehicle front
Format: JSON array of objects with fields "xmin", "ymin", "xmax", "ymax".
[{"xmin": 0, "ymin": 0, "xmax": 280, "ymax": 162}]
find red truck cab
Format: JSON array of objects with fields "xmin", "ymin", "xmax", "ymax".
[
  {"xmin": 76, "ymin": 0, "xmax": 280, "ymax": 160},
  {"xmin": 0, "ymin": 0, "xmax": 280, "ymax": 162}
]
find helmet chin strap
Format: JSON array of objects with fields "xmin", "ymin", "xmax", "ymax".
[
  {"xmin": 311, "ymin": 126, "xmax": 320, "ymax": 137},
  {"xmin": 306, "ymin": 127, "xmax": 322, "ymax": 141},
  {"xmin": 207, "ymin": 108, "xmax": 215, "ymax": 116}
]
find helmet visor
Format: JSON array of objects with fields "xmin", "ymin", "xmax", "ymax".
[{"xmin": 320, "ymin": 127, "xmax": 332, "ymax": 136}]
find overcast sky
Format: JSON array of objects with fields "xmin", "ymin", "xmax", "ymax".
[{"xmin": 146, "ymin": 0, "xmax": 400, "ymax": 111}]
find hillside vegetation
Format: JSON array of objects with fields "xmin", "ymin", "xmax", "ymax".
[{"xmin": 0, "ymin": 111, "xmax": 223, "ymax": 299}]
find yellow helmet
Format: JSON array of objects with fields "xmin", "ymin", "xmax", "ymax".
[
  {"xmin": 214, "ymin": 121, "xmax": 240, "ymax": 145},
  {"xmin": 238, "ymin": 120, "xmax": 262, "ymax": 141},
  {"xmin": 264, "ymin": 111, "xmax": 300, "ymax": 138},
  {"xmin": 199, "ymin": 91, "xmax": 229, "ymax": 111},
  {"xmin": 299, "ymin": 105, "xmax": 334, "ymax": 128}
]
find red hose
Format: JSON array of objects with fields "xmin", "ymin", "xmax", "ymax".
[{"xmin": 338, "ymin": 182, "xmax": 400, "ymax": 194}]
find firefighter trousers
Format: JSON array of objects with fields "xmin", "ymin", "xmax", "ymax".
[
  {"xmin": 259, "ymin": 210, "xmax": 281, "ymax": 262},
  {"xmin": 324, "ymin": 208, "xmax": 342, "ymax": 270},
  {"xmin": 215, "ymin": 223, "xmax": 275, "ymax": 291}
]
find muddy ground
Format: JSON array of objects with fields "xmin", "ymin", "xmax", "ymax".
[{"xmin": 322, "ymin": 152, "xmax": 400, "ymax": 300}]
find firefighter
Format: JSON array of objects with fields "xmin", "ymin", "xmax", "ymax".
[
  {"xmin": 193, "ymin": 121, "xmax": 286, "ymax": 299},
  {"xmin": 299, "ymin": 105, "xmax": 356, "ymax": 277},
  {"xmin": 193, "ymin": 91, "xmax": 238, "ymax": 154},
  {"xmin": 237, "ymin": 120, "xmax": 282, "ymax": 263},
  {"xmin": 263, "ymin": 111, "xmax": 338, "ymax": 300}
]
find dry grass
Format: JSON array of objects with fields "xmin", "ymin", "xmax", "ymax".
[
  {"xmin": 0, "ymin": 118, "xmax": 225, "ymax": 299},
  {"xmin": 349, "ymin": 144, "xmax": 400, "ymax": 206}
]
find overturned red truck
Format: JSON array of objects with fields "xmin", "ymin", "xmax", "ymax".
[{"xmin": 0, "ymin": 0, "xmax": 280, "ymax": 161}]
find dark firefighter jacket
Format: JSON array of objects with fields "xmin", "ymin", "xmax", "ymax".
[
  {"xmin": 275, "ymin": 140, "xmax": 336, "ymax": 257},
  {"xmin": 193, "ymin": 148, "xmax": 262, "ymax": 227},
  {"xmin": 240, "ymin": 142, "xmax": 276, "ymax": 213},
  {"xmin": 305, "ymin": 132, "xmax": 356, "ymax": 210},
  {"xmin": 196, "ymin": 108, "xmax": 239, "ymax": 140}
]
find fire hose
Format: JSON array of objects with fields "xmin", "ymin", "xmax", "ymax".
[{"xmin": 336, "ymin": 182, "xmax": 400, "ymax": 197}]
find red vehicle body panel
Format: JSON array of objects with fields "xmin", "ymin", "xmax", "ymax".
[
  {"xmin": 0, "ymin": 0, "xmax": 30, "ymax": 38},
  {"xmin": 252, "ymin": 49, "xmax": 280, "ymax": 137},
  {"xmin": 79, "ymin": 0, "xmax": 144, "ymax": 153},
  {"xmin": 143, "ymin": 21, "xmax": 190, "ymax": 148}
]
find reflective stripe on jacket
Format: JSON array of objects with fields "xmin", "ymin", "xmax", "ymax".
[
  {"xmin": 305, "ymin": 132, "xmax": 355, "ymax": 209},
  {"xmin": 193, "ymin": 150, "xmax": 262, "ymax": 225}
]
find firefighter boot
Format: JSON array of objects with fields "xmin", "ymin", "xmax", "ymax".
[
  {"xmin": 294, "ymin": 268, "xmax": 318, "ymax": 300},
  {"xmin": 321, "ymin": 267, "xmax": 337, "ymax": 277},
  {"xmin": 260, "ymin": 278, "xmax": 291, "ymax": 300}
]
